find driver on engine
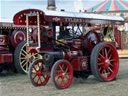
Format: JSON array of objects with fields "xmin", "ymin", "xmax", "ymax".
[{"xmin": 56, "ymin": 25, "xmax": 72, "ymax": 46}]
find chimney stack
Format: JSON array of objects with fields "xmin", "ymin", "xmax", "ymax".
[{"xmin": 47, "ymin": 0, "xmax": 56, "ymax": 10}]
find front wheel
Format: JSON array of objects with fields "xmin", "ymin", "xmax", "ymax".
[
  {"xmin": 28, "ymin": 59, "xmax": 50, "ymax": 87},
  {"xmin": 90, "ymin": 42, "xmax": 119, "ymax": 82},
  {"xmin": 51, "ymin": 59, "xmax": 73, "ymax": 89}
]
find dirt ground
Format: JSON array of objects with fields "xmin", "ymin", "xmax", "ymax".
[{"xmin": 0, "ymin": 59, "xmax": 128, "ymax": 96}]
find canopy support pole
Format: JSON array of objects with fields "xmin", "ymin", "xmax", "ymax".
[
  {"xmin": 26, "ymin": 14, "xmax": 29, "ymax": 46},
  {"xmin": 37, "ymin": 12, "xmax": 41, "ymax": 48}
]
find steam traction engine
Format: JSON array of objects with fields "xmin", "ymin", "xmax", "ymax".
[
  {"xmin": 0, "ymin": 21, "xmax": 38, "ymax": 73},
  {"xmin": 13, "ymin": 9, "xmax": 124, "ymax": 89},
  {"xmin": 0, "ymin": 21, "xmax": 27, "ymax": 72}
]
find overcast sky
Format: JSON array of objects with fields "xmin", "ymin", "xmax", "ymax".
[{"xmin": 0, "ymin": 0, "xmax": 106, "ymax": 20}]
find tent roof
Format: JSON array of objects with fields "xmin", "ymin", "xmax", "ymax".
[{"xmin": 87, "ymin": 0, "xmax": 128, "ymax": 12}]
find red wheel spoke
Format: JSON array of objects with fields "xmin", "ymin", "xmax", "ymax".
[
  {"xmin": 65, "ymin": 67, "xmax": 69, "ymax": 74},
  {"xmin": 110, "ymin": 59, "xmax": 115, "ymax": 62},
  {"xmin": 55, "ymin": 73, "xmax": 62, "ymax": 78},
  {"xmin": 60, "ymin": 78, "xmax": 65, "ymax": 86},
  {"xmin": 33, "ymin": 66, "xmax": 37, "ymax": 71},
  {"xmin": 60, "ymin": 82, "xmax": 63, "ymax": 86},
  {"xmin": 66, "ymin": 72, "xmax": 70, "ymax": 75},
  {"xmin": 98, "ymin": 67, "xmax": 102, "ymax": 72},
  {"xmin": 98, "ymin": 62, "xmax": 104, "ymax": 66},
  {"xmin": 102, "ymin": 48, "xmax": 104, "ymax": 57},
  {"xmin": 38, "ymin": 63, "xmax": 40, "ymax": 69},
  {"xmin": 32, "ymin": 74, "xmax": 37, "ymax": 80},
  {"xmin": 109, "ymin": 54, "xmax": 112, "ymax": 59},
  {"xmin": 108, "ymin": 67, "xmax": 113, "ymax": 73},
  {"xmin": 99, "ymin": 53, "xmax": 105, "ymax": 59},
  {"xmin": 107, "ymin": 48, "xmax": 111, "ymax": 55},
  {"xmin": 62, "ymin": 64, "xmax": 65, "ymax": 69},
  {"xmin": 105, "ymin": 48, "xmax": 108, "ymax": 57},
  {"xmin": 55, "ymin": 69, "xmax": 59, "ymax": 73},
  {"xmin": 37, "ymin": 76, "xmax": 40, "ymax": 83},
  {"xmin": 98, "ymin": 57, "xmax": 102, "ymax": 61},
  {"xmin": 109, "ymin": 63, "xmax": 113, "ymax": 67},
  {"xmin": 39, "ymin": 76, "xmax": 42, "ymax": 83},
  {"xmin": 101, "ymin": 69, "xmax": 105, "ymax": 74},
  {"xmin": 56, "ymin": 76, "xmax": 60, "ymax": 82},
  {"xmin": 59, "ymin": 65, "xmax": 64, "ymax": 72},
  {"xmin": 42, "ymin": 74, "xmax": 46, "ymax": 80},
  {"xmin": 62, "ymin": 78, "xmax": 65, "ymax": 85}
]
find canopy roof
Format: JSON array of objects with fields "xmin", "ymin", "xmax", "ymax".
[
  {"xmin": 87, "ymin": 0, "xmax": 128, "ymax": 12},
  {"xmin": 0, "ymin": 19, "xmax": 13, "ymax": 23},
  {"xmin": 13, "ymin": 9, "xmax": 124, "ymax": 26}
]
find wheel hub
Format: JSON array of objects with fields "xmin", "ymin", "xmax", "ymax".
[
  {"xmin": 37, "ymin": 70, "xmax": 42, "ymax": 76},
  {"xmin": 62, "ymin": 73, "xmax": 66, "ymax": 76},
  {"xmin": 103, "ymin": 58, "xmax": 110, "ymax": 69},
  {"xmin": 25, "ymin": 53, "xmax": 35, "ymax": 62},
  {"xmin": 105, "ymin": 59, "xmax": 110, "ymax": 64},
  {"xmin": 19, "ymin": 37, "xmax": 23, "ymax": 40},
  {"xmin": 25, "ymin": 54, "xmax": 30, "ymax": 61},
  {"xmin": 30, "ymin": 56, "xmax": 35, "ymax": 61}
]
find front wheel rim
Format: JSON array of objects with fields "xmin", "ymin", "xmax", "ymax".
[
  {"xmin": 97, "ymin": 44, "xmax": 119, "ymax": 81},
  {"xmin": 54, "ymin": 61, "xmax": 73, "ymax": 89},
  {"xmin": 30, "ymin": 60, "xmax": 49, "ymax": 86}
]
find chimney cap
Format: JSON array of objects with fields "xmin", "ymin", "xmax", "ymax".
[
  {"xmin": 47, "ymin": 0, "xmax": 56, "ymax": 10},
  {"xmin": 60, "ymin": 9, "xmax": 65, "ymax": 12}
]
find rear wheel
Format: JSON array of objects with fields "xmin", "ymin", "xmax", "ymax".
[
  {"xmin": 14, "ymin": 41, "xmax": 39, "ymax": 74},
  {"xmin": 90, "ymin": 42, "xmax": 119, "ymax": 81},
  {"xmin": 51, "ymin": 60, "xmax": 73, "ymax": 89},
  {"xmin": 28, "ymin": 59, "xmax": 50, "ymax": 86}
]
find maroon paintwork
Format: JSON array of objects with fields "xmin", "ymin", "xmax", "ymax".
[
  {"xmin": 71, "ymin": 57, "xmax": 89, "ymax": 71},
  {"xmin": 84, "ymin": 31, "xmax": 101, "ymax": 52},
  {"xmin": 13, "ymin": 9, "xmax": 47, "ymax": 25},
  {"xmin": 0, "ymin": 35, "xmax": 9, "ymax": 45},
  {"xmin": 11, "ymin": 30, "xmax": 26, "ymax": 48},
  {"xmin": 0, "ymin": 54, "xmax": 12, "ymax": 64},
  {"xmin": 0, "ymin": 35, "xmax": 12, "ymax": 64}
]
